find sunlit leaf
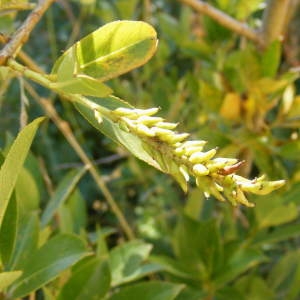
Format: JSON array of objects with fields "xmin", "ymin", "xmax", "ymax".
[{"xmin": 0, "ymin": 117, "xmax": 44, "ymax": 230}]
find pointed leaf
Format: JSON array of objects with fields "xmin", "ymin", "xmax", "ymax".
[
  {"xmin": 15, "ymin": 167, "xmax": 40, "ymax": 213},
  {"xmin": 8, "ymin": 212, "xmax": 39, "ymax": 270},
  {"xmin": 253, "ymin": 223, "xmax": 300, "ymax": 246},
  {"xmin": 234, "ymin": 275, "xmax": 274, "ymax": 300},
  {"xmin": 268, "ymin": 250, "xmax": 300, "ymax": 299},
  {"xmin": 57, "ymin": 257, "xmax": 111, "ymax": 300},
  {"xmin": 41, "ymin": 168, "xmax": 87, "ymax": 227},
  {"xmin": 255, "ymin": 195, "xmax": 298, "ymax": 229},
  {"xmin": 8, "ymin": 234, "xmax": 88, "ymax": 298},
  {"xmin": 0, "ymin": 192, "xmax": 18, "ymax": 267},
  {"xmin": 174, "ymin": 216, "xmax": 222, "ymax": 279},
  {"xmin": 109, "ymin": 281, "xmax": 184, "ymax": 300},
  {"xmin": 214, "ymin": 248, "xmax": 268, "ymax": 287},
  {"xmin": 0, "ymin": 117, "xmax": 45, "ymax": 229}
]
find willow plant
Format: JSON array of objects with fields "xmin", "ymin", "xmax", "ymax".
[{"xmin": 5, "ymin": 20, "xmax": 284, "ymax": 208}]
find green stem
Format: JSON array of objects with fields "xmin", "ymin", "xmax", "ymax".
[{"xmin": 7, "ymin": 58, "xmax": 112, "ymax": 118}]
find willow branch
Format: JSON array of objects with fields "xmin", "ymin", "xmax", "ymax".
[
  {"xmin": 24, "ymin": 82, "xmax": 135, "ymax": 240},
  {"xmin": 8, "ymin": 52, "xmax": 135, "ymax": 240},
  {"xmin": 178, "ymin": 0, "xmax": 264, "ymax": 46},
  {"xmin": 260, "ymin": 0, "xmax": 292, "ymax": 46},
  {"xmin": 0, "ymin": 0, "xmax": 54, "ymax": 65}
]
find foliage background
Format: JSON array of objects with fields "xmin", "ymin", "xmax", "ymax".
[{"xmin": 1, "ymin": 0, "xmax": 300, "ymax": 299}]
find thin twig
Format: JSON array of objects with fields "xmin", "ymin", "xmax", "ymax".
[
  {"xmin": 178, "ymin": 0, "xmax": 264, "ymax": 47},
  {"xmin": 24, "ymin": 82, "xmax": 135, "ymax": 241},
  {"xmin": 55, "ymin": 153, "xmax": 128, "ymax": 170},
  {"xmin": 38, "ymin": 156, "xmax": 55, "ymax": 196},
  {"xmin": 0, "ymin": 0, "xmax": 54, "ymax": 65},
  {"xmin": 260, "ymin": 0, "xmax": 292, "ymax": 46},
  {"xmin": 0, "ymin": 2, "xmax": 36, "ymax": 12}
]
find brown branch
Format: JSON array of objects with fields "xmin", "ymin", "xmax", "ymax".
[
  {"xmin": 178, "ymin": 0, "xmax": 264, "ymax": 46},
  {"xmin": 260, "ymin": 0, "xmax": 292, "ymax": 46},
  {"xmin": 0, "ymin": 0, "xmax": 54, "ymax": 66}
]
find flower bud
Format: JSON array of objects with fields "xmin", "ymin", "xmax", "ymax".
[
  {"xmin": 174, "ymin": 147, "xmax": 185, "ymax": 156},
  {"xmin": 137, "ymin": 116, "xmax": 164, "ymax": 126},
  {"xmin": 240, "ymin": 179, "xmax": 285, "ymax": 195},
  {"xmin": 166, "ymin": 133, "xmax": 189, "ymax": 144},
  {"xmin": 136, "ymin": 124, "xmax": 155, "ymax": 137},
  {"xmin": 114, "ymin": 107, "xmax": 159, "ymax": 119},
  {"xmin": 152, "ymin": 127, "xmax": 174, "ymax": 137},
  {"xmin": 113, "ymin": 107, "xmax": 136, "ymax": 116},
  {"xmin": 156, "ymin": 121, "xmax": 178, "ymax": 130},
  {"xmin": 193, "ymin": 164, "xmax": 209, "ymax": 176},
  {"xmin": 152, "ymin": 127, "xmax": 188, "ymax": 143},
  {"xmin": 181, "ymin": 140, "xmax": 207, "ymax": 149},
  {"xmin": 184, "ymin": 146, "xmax": 206, "ymax": 156},
  {"xmin": 189, "ymin": 148, "xmax": 217, "ymax": 163},
  {"xmin": 236, "ymin": 188, "xmax": 255, "ymax": 207},
  {"xmin": 121, "ymin": 117, "xmax": 137, "ymax": 128}
]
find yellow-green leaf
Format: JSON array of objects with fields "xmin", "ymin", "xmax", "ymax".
[{"xmin": 52, "ymin": 21, "xmax": 158, "ymax": 82}]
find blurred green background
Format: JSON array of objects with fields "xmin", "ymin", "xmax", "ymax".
[{"xmin": 1, "ymin": 0, "xmax": 300, "ymax": 299}]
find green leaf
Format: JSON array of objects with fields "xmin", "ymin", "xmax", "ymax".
[
  {"xmin": 175, "ymin": 286, "xmax": 206, "ymax": 300},
  {"xmin": 261, "ymin": 41, "xmax": 281, "ymax": 78},
  {"xmin": 174, "ymin": 216, "xmax": 222, "ymax": 279},
  {"xmin": 0, "ymin": 117, "xmax": 45, "ymax": 230},
  {"xmin": 278, "ymin": 140, "xmax": 300, "ymax": 160},
  {"xmin": 234, "ymin": 275, "xmax": 275, "ymax": 300},
  {"xmin": 255, "ymin": 195, "xmax": 298, "ymax": 229},
  {"xmin": 41, "ymin": 168, "xmax": 87, "ymax": 227},
  {"xmin": 268, "ymin": 250, "xmax": 300, "ymax": 299},
  {"xmin": 215, "ymin": 286, "xmax": 245, "ymax": 300},
  {"xmin": 258, "ymin": 203, "xmax": 298, "ymax": 228},
  {"xmin": 50, "ymin": 75, "xmax": 113, "ymax": 97},
  {"xmin": 67, "ymin": 189, "xmax": 87, "ymax": 234},
  {"xmin": 15, "ymin": 167, "xmax": 40, "ymax": 214},
  {"xmin": 0, "ymin": 192, "xmax": 18, "ymax": 267},
  {"xmin": 150, "ymin": 255, "xmax": 198, "ymax": 281},
  {"xmin": 109, "ymin": 240, "xmax": 160, "ymax": 286},
  {"xmin": 8, "ymin": 234, "xmax": 88, "ymax": 299},
  {"xmin": 58, "ymin": 204, "xmax": 73, "ymax": 233},
  {"xmin": 58, "ymin": 189, "xmax": 87, "ymax": 234},
  {"xmin": 214, "ymin": 248, "xmax": 268, "ymax": 287},
  {"xmin": 0, "ymin": 271, "xmax": 22, "ymax": 291},
  {"xmin": 52, "ymin": 21, "xmax": 157, "ymax": 82},
  {"xmin": 184, "ymin": 188, "xmax": 205, "ymax": 220},
  {"xmin": 108, "ymin": 281, "xmax": 184, "ymax": 300},
  {"xmin": 252, "ymin": 223, "xmax": 300, "ymax": 246},
  {"xmin": 57, "ymin": 257, "xmax": 111, "ymax": 300},
  {"xmin": 8, "ymin": 212, "xmax": 39, "ymax": 270}
]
